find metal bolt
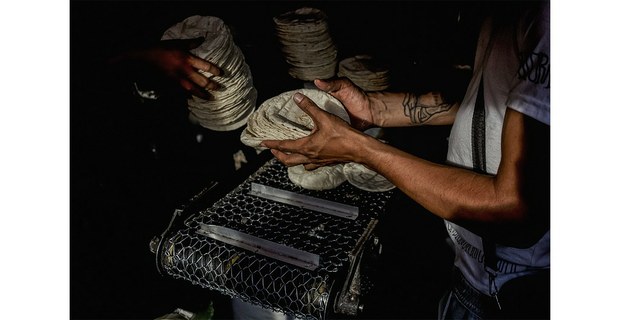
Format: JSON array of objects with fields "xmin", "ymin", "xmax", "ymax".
[{"xmin": 149, "ymin": 236, "xmax": 160, "ymax": 254}]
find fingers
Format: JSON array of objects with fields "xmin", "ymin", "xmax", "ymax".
[
  {"xmin": 262, "ymin": 136, "xmax": 316, "ymax": 166},
  {"xmin": 185, "ymin": 68, "xmax": 220, "ymax": 91},
  {"xmin": 313, "ymin": 78, "xmax": 335, "ymax": 92},
  {"xmin": 188, "ymin": 55, "xmax": 222, "ymax": 77},
  {"xmin": 185, "ymin": 55, "xmax": 221, "ymax": 92},
  {"xmin": 303, "ymin": 163, "xmax": 322, "ymax": 171},
  {"xmin": 314, "ymin": 78, "xmax": 352, "ymax": 93},
  {"xmin": 159, "ymin": 38, "xmax": 222, "ymax": 77},
  {"xmin": 265, "ymin": 144, "xmax": 341, "ymax": 171},
  {"xmin": 261, "ymin": 136, "xmax": 309, "ymax": 154},
  {"xmin": 179, "ymin": 78, "xmax": 211, "ymax": 100},
  {"xmin": 269, "ymin": 149, "xmax": 335, "ymax": 169},
  {"xmin": 313, "ymin": 78, "xmax": 360, "ymax": 107},
  {"xmin": 270, "ymin": 149, "xmax": 310, "ymax": 167},
  {"xmin": 292, "ymin": 92, "xmax": 328, "ymax": 125}
]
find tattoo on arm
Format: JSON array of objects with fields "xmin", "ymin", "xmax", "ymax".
[{"xmin": 403, "ymin": 92, "xmax": 452, "ymax": 124}]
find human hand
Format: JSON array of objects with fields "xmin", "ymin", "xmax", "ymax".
[
  {"xmin": 117, "ymin": 37, "xmax": 222, "ymax": 99},
  {"xmin": 314, "ymin": 78, "xmax": 375, "ymax": 130},
  {"xmin": 261, "ymin": 92, "xmax": 367, "ymax": 170},
  {"xmin": 148, "ymin": 37, "xmax": 223, "ymax": 99}
]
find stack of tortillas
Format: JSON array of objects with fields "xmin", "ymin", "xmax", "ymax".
[
  {"xmin": 241, "ymin": 88, "xmax": 349, "ymax": 190},
  {"xmin": 337, "ymin": 55, "xmax": 390, "ymax": 91},
  {"xmin": 241, "ymin": 89, "xmax": 394, "ymax": 192},
  {"xmin": 240, "ymin": 88, "xmax": 350, "ymax": 151},
  {"xmin": 162, "ymin": 16, "xmax": 257, "ymax": 131},
  {"xmin": 273, "ymin": 7, "xmax": 338, "ymax": 81}
]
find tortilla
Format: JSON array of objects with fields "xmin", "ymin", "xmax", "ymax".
[
  {"xmin": 162, "ymin": 16, "xmax": 257, "ymax": 131},
  {"xmin": 343, "ymin": 162, "xmax": 395, "ymax": 192},
  {"xmin": 240, "ymin": 88, "xmax": 350, "ymax": 150},
  {"xmin": 273, "ymin": 7, "xmax": 338, "ymax": 81},
  {"xmin": 287, "ymin": 164, "xmax": 346, "ymax": 191}
]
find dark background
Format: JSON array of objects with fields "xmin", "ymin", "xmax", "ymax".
[{"xmin": 70, "ymin": 1, "xmax": 484, "ymax": 319}]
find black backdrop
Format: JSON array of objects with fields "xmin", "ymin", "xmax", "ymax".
[{"xmin": 70, "ymin": 1, "xmax": 483, "ymax": 319}]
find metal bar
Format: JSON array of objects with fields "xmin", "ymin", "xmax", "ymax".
[
  {"xmin": 197, "ymin": 224, "xmax": 320, "ymax": 271},
  {"xmin": 248, "ymin": 183, "xmax": 359, "ymax": 220}
]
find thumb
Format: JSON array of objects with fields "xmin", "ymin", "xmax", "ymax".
[
  {"xmin": 314, "ymin": 78, "xmax": 352, "ymax": 93},
  {"xmin": 293, "ymin": 92, "xmax": 327, "ymax": 125},
  {"xmin": 314, "ymin": 78, "xmax": 338, "ymax": 92}
]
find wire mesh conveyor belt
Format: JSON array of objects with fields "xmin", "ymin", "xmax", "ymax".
[{"xmin": 151, "ymin": 158, "xmax": 394, "ymax": 319}]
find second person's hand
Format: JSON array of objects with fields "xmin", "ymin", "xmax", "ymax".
[
  {"xmin": 111, "ymin": 37, "xmax": 222, "ymax": 99},
  {"xmin": 144, "ymin": 37, "xmax": 222, "ymax": 99}
]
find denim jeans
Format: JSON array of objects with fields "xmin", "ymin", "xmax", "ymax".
[
  {"xmin": 438, "ymin": 267, "xmax": 550, "ymax": 320},
  {"xmin": 437, "ymin": 269, "xmax": 495, "ymax": 320}
]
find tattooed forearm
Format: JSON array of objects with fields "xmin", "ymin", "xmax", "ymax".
[{"xmin": 402, "ymin": 92, "xmax": 452, "ymax": 124}]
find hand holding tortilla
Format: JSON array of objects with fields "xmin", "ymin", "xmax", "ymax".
[
  {"xmin": 257, "ymin": 90, "xmax": 393, "ymax": 192},
  {"xmin": 241, "ymin": 89, "xmax": 392, "ymax": 191}
]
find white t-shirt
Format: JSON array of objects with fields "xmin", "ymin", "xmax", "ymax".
[{"xmin": 445, "ymin": 2, "xmax": 550, "ymax": 295}]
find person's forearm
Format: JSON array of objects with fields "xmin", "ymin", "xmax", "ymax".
[
  {"xmin": 368, "ymin": 91, "xmax": 459, "ymax": 127},
  {"xmin": 353, "ymin": 135, "xmax": 523, "ymax": 223}
]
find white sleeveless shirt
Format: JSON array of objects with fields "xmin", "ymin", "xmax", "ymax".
[{"xmin": 445, "ymin": 2, "xmax": 550, "ymax": 295}]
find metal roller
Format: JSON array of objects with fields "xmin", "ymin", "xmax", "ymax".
[{"xmin": 151, "ymin": 158, "xmax": 393, "ymax": 319}]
